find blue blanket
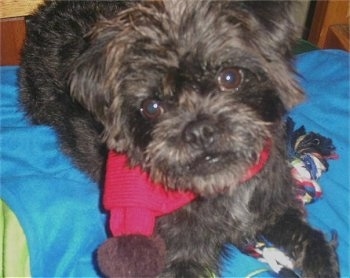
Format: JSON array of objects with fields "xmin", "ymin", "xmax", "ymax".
[{"xmin": 1, "ymin": 50, "xmax": 349, "ymax": 277}]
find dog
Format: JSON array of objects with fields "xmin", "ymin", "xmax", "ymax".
[{"xmin": 20, "ymin": 0, "xmax": 339, "ymax": 277}]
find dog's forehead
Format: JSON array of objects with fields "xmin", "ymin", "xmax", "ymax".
[
  {"xmin": 162, "ymin": 0, "xmax": 245, "ymax": 41},
  {"xmin": 162, "ymin": 0, "xmax": 215, "ymax": 24},
  {"xmin": 139, "ymin": 0, "xmax": 248, "ymax": 62},
  {"xmin": 162, "ymin": 0, "xmax": 240, "ymax": 19},
  {"xmin": 162, "ymin": 0, "xmax": 187, "ymax": 21}
]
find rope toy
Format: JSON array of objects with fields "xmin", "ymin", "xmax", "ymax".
[{"xmin": 287, "ymin": 117, "xmax": 338, "ymax": 204}]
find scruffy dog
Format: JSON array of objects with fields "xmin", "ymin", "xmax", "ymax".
[{"xmin": 20, "ymin": 0, "xmax": 339, "ymax": 277}]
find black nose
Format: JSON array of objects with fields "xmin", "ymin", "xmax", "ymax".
[{"xmin": 183, "ymin": 119, "xmax": 217, "ymax": 148}]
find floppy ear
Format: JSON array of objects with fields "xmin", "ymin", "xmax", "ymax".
[
  {"xmin": 69, "ymin": 24, "xmax": 118, "ymax": 122},
  {"xmin": 69, "ymin": 22, "xmax": 131, "ymax": 150},
  {"xmin": 241, "ymin": 1, "xmax": 304, "ymax": 109},
  {"xmin": 243, "ymin": 1, "xmax": 301, "ymax": 58}
]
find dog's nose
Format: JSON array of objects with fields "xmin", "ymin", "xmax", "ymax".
[{"xmin": 183, "ymin": 119, "xmax": 216, "ymax": 148}]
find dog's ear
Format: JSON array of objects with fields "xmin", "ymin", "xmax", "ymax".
[
  {"xmin": 69, "ymin": 22, "xmax": 130, "ymax": 150},
  {"xmin": 242, "ymin": 1, "xmax": 301, "ymax": 56},
  {"xmin": 69, "ymin": 23, "xmax": 118, "ymax": 121},
  {"xmin": 239, "ymin": 1, "xmax": 304, "ymax": 109}
]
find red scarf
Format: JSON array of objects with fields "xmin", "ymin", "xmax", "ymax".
[{"xmin": 104, "ymin": 140, "xmax": 271, "ymax": 236}]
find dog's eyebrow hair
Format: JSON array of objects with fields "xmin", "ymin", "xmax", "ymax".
[{"xmin": 209, "ymin": 49, "xmax": 264, "ymax": 69}]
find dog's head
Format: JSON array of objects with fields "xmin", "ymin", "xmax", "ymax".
[{"xmin": 70, "ymin": 0, "xmax": 303, "ymax": 196}]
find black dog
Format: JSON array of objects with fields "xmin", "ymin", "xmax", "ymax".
[{"xmin": 20, "ymin": 1, "xmax": 339, "ymax": 277}]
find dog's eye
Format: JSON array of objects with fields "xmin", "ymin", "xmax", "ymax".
[
  {"xmin": 140, "ymin": 99, "xmax": 164, "ymax": 120},
  {"xmin": 217, "ymin": 68, "xmax": 243, "ymax": 91}
]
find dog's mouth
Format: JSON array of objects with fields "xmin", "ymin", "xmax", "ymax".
[
  {"xmin": 183, "ymin": 138, "xmax": 271, "ymax": 181},
  {"xmin": 185, "ymin": 152, "xmax": 237, "ymax": 175}
]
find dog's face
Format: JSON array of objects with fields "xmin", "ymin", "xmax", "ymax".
[{"xmin": 70, "ymin": 0, "xmax": 303, "ymax": 196}]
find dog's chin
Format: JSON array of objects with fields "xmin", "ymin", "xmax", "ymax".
[{"xmin": 146, "ymin": 152, "xmax": 254, "ymax": 197}]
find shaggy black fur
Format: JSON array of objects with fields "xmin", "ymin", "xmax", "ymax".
[{"xmin": 20, "ymin": 0, "xmax": 339, "ymax": 277}]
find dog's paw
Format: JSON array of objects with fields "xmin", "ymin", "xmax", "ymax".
[{"xmin": 299, "ymin": 232, "xmax": 339, "ymax": 278}]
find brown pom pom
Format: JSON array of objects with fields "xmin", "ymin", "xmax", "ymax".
[{"xmin": 97, "ymin": 235, "xmax": 166, "ymax": 278}]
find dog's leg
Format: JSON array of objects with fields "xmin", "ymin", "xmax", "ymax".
[
  {"xmin": 158, "ymin": 240, "xmax": 221, "ymax": 278},
  {"xmin": 160, "ymin": 261, "xmax": 214, "ymax": 278},
  {"xmin": 158, "ymin": 213, "xmax": 223, "ymax": 278},
  {"xmin": 263, "ymin": 208, "xmax": 339, "ymax": 277}
]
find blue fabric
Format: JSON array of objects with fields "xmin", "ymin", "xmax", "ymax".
[
  {"xmin": 1, "ymin": 49, "xmax": 349, "ymax": 277},
  {"xmin": 1, "ymin": 67, "xmax": 106, "ymax": 277}
]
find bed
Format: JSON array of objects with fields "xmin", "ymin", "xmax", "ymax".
[{"xmin": 1, "ymin": 2, "xmax": 349, "ymax": 277}]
